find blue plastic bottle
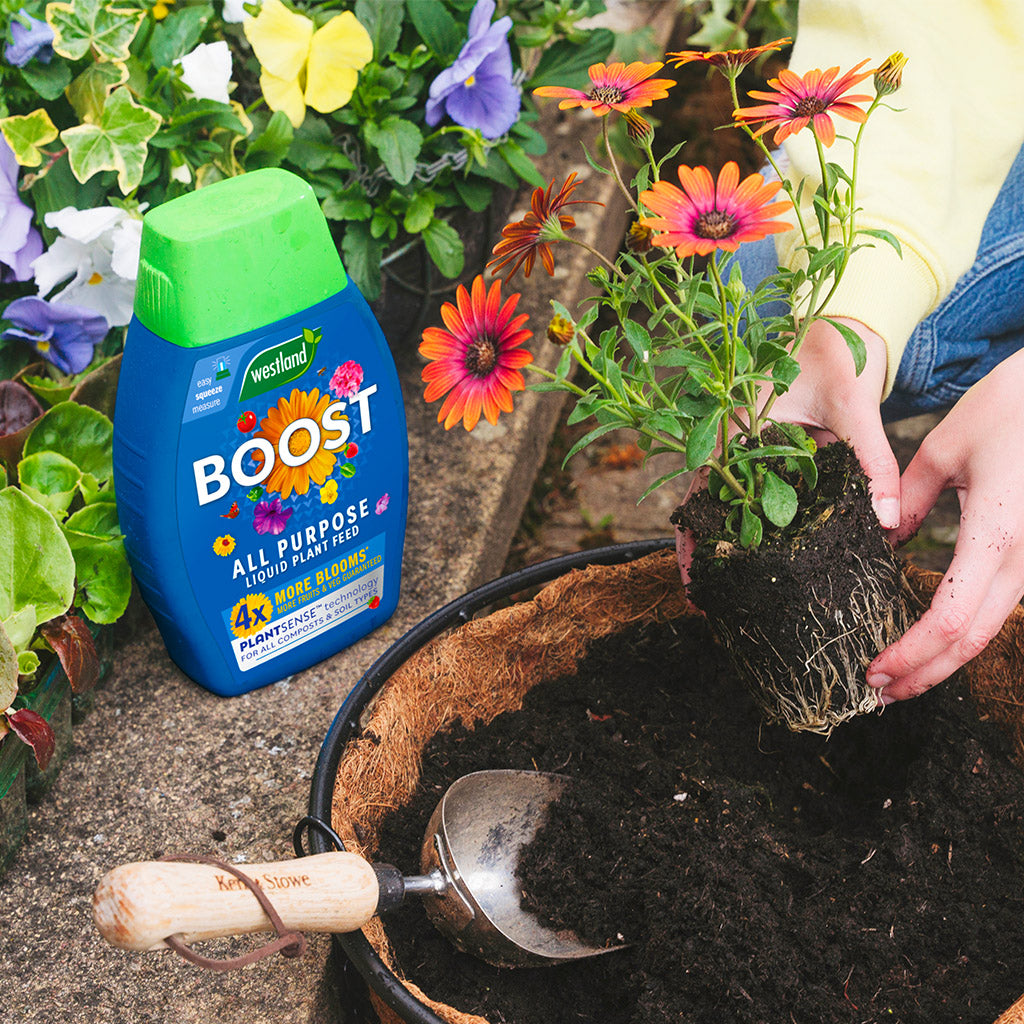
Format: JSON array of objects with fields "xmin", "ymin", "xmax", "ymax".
[{"xmin": 113, "ymin": 169, "xmax": 408, "ymax": 696}]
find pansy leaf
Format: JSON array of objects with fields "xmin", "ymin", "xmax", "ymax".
[
  {"xmin": 47, "ymin": 0, "xmax": 144, "ymax": 63},
  {"xmin": 0, "ymin": 109, "xmax": 58, "ymax": 167},
  {"xmin": 527, "ymin": 29, "xmax": 615, "ymax": 89},
  {"xmin": 60, "ymin": 87, "xmax": 162, "ymax": 193},
  {"xmin": 244, "ymin": 109, "xmax": 294, "ymax": 170},
  {"xmin": 403, "ymin": 192, "xmax": 435, "ymax": 234},
  {"xmin": 65, "ymin": 61, "xmax": 129, "ymax": 125},
  {"xmin": 404, "ymin": 0, "xmax": 460, "ymax": 63},
  {"xmin": 761, "ymin": 470, "xmax": 798, "ymax": 528},
  {"xmin": 364, "ymin": 116, "xmax": 421, "ymax": 186},
  {"xmin": 498, "ymin": 141, "xmax": 546, "ymax": 188},
  {"xmin": 355, "ymin": 0, "xmax": 403, "ymax": 59},
  {"xmin": 341, "ymin": 222, "xmax": 384, "ymax": 301},
  {"xmin": 740, "ymin": 505, "xmax": 763, "ymax": 548},
  {"xmin": 147, "ymin": 1, "xmax": 212, "ymax": 66},
  {"xmin": 18, "ymin": 56, "xmax": 72, "ymax": 102},
  {"xmin": 422, "ymin": 217, "xmax": 464, "ymax": 279}
]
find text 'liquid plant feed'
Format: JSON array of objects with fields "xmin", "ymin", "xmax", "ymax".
[{"xmin": 113, "ymin": 168, "xmax": 408, "ymax": 696}]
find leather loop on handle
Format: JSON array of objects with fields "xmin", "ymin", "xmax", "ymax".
[{"xmin": 158, "ymin": 854, "xmax": 307, "ymax": 971}]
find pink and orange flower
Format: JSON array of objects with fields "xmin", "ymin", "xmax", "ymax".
[
  {"xmin": 733, "ymin": 59, "xmax": 875, "ymax": 147},
  {"xmin": 639, "ymin": 161, "xmax": 792, "ymax": 258},
  {"xmin": 533, "ymin": 60, "xmax": 675, "ymax": 116},
  {"xmin": 667, "ymin": 37, "xmax": 791, "ymax": 74},
  {"xmin": 420, "ymin": 275, "xmax": 533, "ymax": 431},
  {"xmin": 487, "ymin": 172, "xmax": 599, "ymax": 281}
]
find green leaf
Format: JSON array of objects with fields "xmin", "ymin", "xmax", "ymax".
[
  {"xmin": 0, "ymin": 621, "xmax": 18, "ymax": 711},
  {"xmin": 147, "ymin": 2, "xmax": 212, "ymax": 66},
  {"xmin": 528, "ymin": 29, "xmax": 615, "ymax": 90},
  {"xmin": 823, "ymin": 317, "xmax": 867, "ymax": 375},
  {"xmin": 23, "ymin": 402, "xmax": 114, "ymax": 483},
  {"xmin": 761, "ymin": 470, "xmax": 798, "ymax": 528},
  {"xmin": 740, "ymin": 505, "xmax": 763, "ymax": 548},
  {"xmin": 364, "ymin": 116, "xmax": 422, "ymax": 186},
  {"xmin": 17, "ymin": 451, "xmax": 82, "ymax": 519},
  {"xmin": 0, "ymin": 487, "xmax": 75, "ymax": 640},
  {"xmin": 61, "ymin": 87, "xmax": 162, "ymax": 193},
  {"xmin": 65, "ymin": 61, "xmax": 129, "ymax": 126},
  {"xmin": 289, "ymin": 117, "xmax": 354, "ymax": 172},
  {"xmin": 61, "ymin": 528, "xmax": 130, "ymax": 624},
  {"xmin": 859, "ymin": 227, "xmax": 903, "ymax": 257},
  {"xmin": 685, "ymin": 409, "xmax": 722, "ymax": 471},
  {"xmin": 17, "ymin": 57, "xmax": 72, "ymax": 103},
  {"xmin": 321, "ymin": 189, "xmax": 373, "ymax": 221},
  {"xmin": 0, "ymin": 109, "xmax": 58, "ymax": 166},
  {"xmin": 497, "ymin": 141, "xmax": 545, "ymax": 188},
  {"xmin": 355, "ymin": 0, "xmax": 404, "ymax": 58},
  {"xmin": 421, "ymin": 218, "xmax": 465, "ymax": 279},
  {"xmin": 563, "ymin": 421, "xmax": 623, "ymax": 465},
  {"xmin": 48, "ymin": 0, "xmax": 144, "ymax": 62},
  {"xmin": 405, "ymin": 0, "xmax": 461, "ymax": 63},
  {"xmin": 341, "ymin": 223, "xmax": 384, "ymax": 301},
  {"xmin": 453, "ymin": 176, "xmax": 494, "ymax": 212},
  {"xmin": 244, "ymin": 110, "xmax": 294, "ymax": 170},
  {"xmin": 403, "ymin": 192, "xmax": 436, "ymax": 234},
  {"xmin": 623, "ymin": 321, "xmax": 652, "ymax": 362}
]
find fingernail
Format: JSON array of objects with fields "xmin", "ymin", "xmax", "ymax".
[
  {"xmin": 873, "ymin": 497, "xmax": 899, "ymax": 530},
  {"xmin": 879, "ymin": 692, "xmax": 896, "ymax": 706},
  {"xmin": 867, "ymin": 672, "xmax": 892, "ymax": 689}
]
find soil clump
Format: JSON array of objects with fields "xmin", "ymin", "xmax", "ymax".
[{"xmin": 374, "ymin": 615, "xmax": 1024, "ymax": 1024}]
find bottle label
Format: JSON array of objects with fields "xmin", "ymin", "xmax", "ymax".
[{"xmin": 174, "ymin": 302, "xmax": 400, "ymax": 673}]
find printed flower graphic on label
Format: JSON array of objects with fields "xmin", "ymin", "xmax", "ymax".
[
  {"xmin": 220, "ymin": 501, "xmax": 240, "ymax": 519},
  {"xmin": 329, "ymin": 360, "xmax": 363, "ymax": 399},
  {"xmin": 375, "ymin": 494, "xmax": 389, "ymax": 515},
  {"xmin": 253, "ymin": 497, "xmax": 293, "ymax": 535},
  {"xmin": 320, "ymin": 479, "xmax": 339, "ymax": 505},
  {"xmin": 213, "ymin": 534, "xmax": 236, "ymax": 556},
  {"xmin": 251, "ymin": 387, "xmax": 341, "ymax": 499}
]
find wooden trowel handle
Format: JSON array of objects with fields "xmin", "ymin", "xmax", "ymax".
[{"xmin": 93, "ymin": 851, "xmax": 380, "ymax": 951}]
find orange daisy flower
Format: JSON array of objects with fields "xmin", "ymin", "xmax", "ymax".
[
  {"xmin": 733, "ymin": 59, "xmax": 875, "ymax": 147},
  {"xmin": 667, "ymin": 37, "xmax": 791, "ymax": 74},
  {"xmin": 534, "ymin": 61, "xmax": 675, "ymax": 116},
  {"xmin": 487, "ymin": 173, "xmax": 600, "ymax": 281},
  {"xmin": 251, "ymin": 387, "xmax": 343, "ymax": 500},
  {"xmin": 420, "ymin": 275, "xmax": 533, "ymax": 431},
  {"xmin": 639, "ymin": 161, "xmax": 792, "ymax": 258}
]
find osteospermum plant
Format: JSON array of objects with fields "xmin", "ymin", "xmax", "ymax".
[
  {"xmin": 422, "ymin": 45, "xmax": 907, "ymax": 545},
  {"xmin": 419, "ymin": 46, "xmax": 913, "ymax": 735}
]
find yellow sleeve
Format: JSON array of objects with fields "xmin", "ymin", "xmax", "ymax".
[{"xmin": 773, "ymin": 0, "xmax": 1024, "ymax": 397}]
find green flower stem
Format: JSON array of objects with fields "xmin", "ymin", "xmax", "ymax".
[
  {"xmin": 639, "ymin": 257, "xmax": 716, "ymax": 369},
  {"xmin": 601, "ymin": 118, "xmax": 639, "ymax": 214},
  {"xmin": 567, "ymin": 237, "xmax": 628, "ymax": 281},
  {"xmin": 527, "ymin": 363, "xmax": 588, "ymax": 397},
  {"xmin": 813, "ymin": 132, "xmax": 832, "ymax": 246},
  {"xmin": 706, "ymin": 254, "xmax": 737, "ymax": 457}
]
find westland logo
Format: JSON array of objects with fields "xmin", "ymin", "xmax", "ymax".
[{"xmin": 240, "ymin": 327, "xmax": 321, "ymax": 400}]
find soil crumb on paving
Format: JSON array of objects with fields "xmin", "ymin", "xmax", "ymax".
[{"xmin": 374, "ymin": 617, "xmax": 1024, "ymax": 1024}]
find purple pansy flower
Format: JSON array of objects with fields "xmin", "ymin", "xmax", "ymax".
[
  {"xmin": 5, "ymin": 9, "xmax": 53, "ymax": 68},
  {"xmin": 253, "ymin": 497, "xmax": 293, "ymax": 535},
  {"xmin": 0, "ymin": 137, "xmax": 42, "ymax": 281},
  {"xmin": 2, "ymin": 296, "xmax": 108, "ymax": 374},
  {"xmin": 425, "ymin": 0, "xmax": 520, "ymax": 139}
]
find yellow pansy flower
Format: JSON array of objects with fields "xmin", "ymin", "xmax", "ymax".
[{"xmin": 244, "ymin": 0, "xmax": 373, "ymax": 128}]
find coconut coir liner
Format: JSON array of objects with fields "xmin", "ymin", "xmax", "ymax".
[{"xmin": 330, "ymin": 549, "xmax": 1024, "ymax": 1024}]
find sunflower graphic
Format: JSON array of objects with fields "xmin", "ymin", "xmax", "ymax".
[
  {"xmin": 251, "ymin": 387, "xmax": 343, "ymax": 499},
  {"xmin": 213, "ymin": 534, "xmax": 236, "ymax": 556}
]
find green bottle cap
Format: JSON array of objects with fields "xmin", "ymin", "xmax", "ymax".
[{"xmin": 133, "ymin": 168, "xmax": 347, "ymax": 347}]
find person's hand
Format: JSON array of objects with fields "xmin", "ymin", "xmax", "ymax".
[
  {"xmin": 867, "ymin": 348, "xmax": 1024, "ymax": 702},
  {"xmin": 677, "ymin": 316, "xmax": 897, "ymax": 584}
]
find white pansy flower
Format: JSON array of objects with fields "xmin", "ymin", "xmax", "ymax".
[
  {"xmin": 31, "ymin": 206, "xmax": 143, "ymax": 328},
  {"xmin": 176, "ymin": 40, "xmax": 233, "ymax": 105},
  {"xmin": 222, "ymin": 0, "xmax": 250, "ymax": 23}
]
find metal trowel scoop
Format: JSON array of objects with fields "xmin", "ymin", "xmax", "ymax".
[{"xmin": 93, "ymin": 769, "xmax": 619, "ymax": 969}]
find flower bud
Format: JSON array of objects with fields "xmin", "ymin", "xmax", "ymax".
[
  {"xmin": 874, "ymin": 52, "xmax": 907, "ymax": 97},
  {"xmin": 546, "ymin": 314, "xmax": 574, "ymax": 346},
  {"xmin": 624, "ymin": 111, "xmax": 654, "ymax": 146},
  {"xmin": 626, "ymin": 221, "xmax": 653, "ymax": 254}
]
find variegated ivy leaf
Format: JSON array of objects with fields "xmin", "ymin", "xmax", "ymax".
[
  {"xmin": 46, "ymin": 0, "xmax": 144, "ymax": 63},
  {"xmin": 0, "ymin": 109, "xmax": 58, "ymax": 166},
  {"xmin": 61, "ymin": 87, "xmax": 161, "ymax": 194},
  {"xmin": 66, "ymin": 61, "xmax": 129, "ymax": 125}
]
